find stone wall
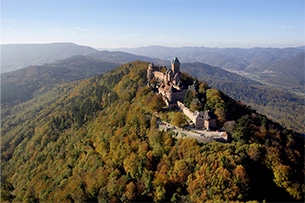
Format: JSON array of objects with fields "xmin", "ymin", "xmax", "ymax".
[
  {"xmin": 177, "ymin": 101, "xmax": 193, "ymax": 120},
  {"xmin": 153, "ymin": 71, "xmax": 164, "ymax": 82},
  {"xmin": 177, "ymin": 101, "xmax": 204, "ymax": 129}
]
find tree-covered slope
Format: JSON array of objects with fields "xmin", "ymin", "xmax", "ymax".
[
  {"xmin": 1, "ymin": 55, "xmax": 117, "ymax": 105},
  {"xmin": 1, "ymin": 61, "xmax": 304, "ymax": 202},
  {"xmin": 254, "ymin": 52, "xmax": 305, "ymax": 94},
  {"xmin": 181, "ymin": 62, "xmax": 305, "ymax": 134}
]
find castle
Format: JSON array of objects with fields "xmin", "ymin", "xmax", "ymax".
[
  {"xmin": 147, "ymin": 57, "xmax": 187, "ymax": 107},
  {"xmin": 147, "ymin": 57, "xmax": 218, "ymax": 130}
]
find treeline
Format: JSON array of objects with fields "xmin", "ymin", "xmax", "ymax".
[
  {"xmin": 1, "ymin": 61, "xmax": 304, "ymax": 202},
  {"xmin": 210, "ymin": 81, "xmax": 305, "ymax": 133}
]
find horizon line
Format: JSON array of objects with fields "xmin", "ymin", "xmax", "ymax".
[{"xmin": 1, "ymin": 41, "xmax": 304, "ymax": 50}]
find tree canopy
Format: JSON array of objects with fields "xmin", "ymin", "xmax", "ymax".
[{"xmin": 1, "ymin": 61, "xmax": 304, "ymax": 203}]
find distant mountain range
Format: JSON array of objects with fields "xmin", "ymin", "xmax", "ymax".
[
  {"xmin": 3, "ymin": 43, "xmax": 303, "ymax": 95},
  {"xmin": 116, "ymin": 45, "xmax": 305, "ymax": 95},
  {"xmin": 1, "ymin": 42, "xmax": 304, "ymax": 133},
  {"xmin": 0, "ymin": 43, "xmax": 167, "ymax": 73},
  {"xmin": 1, "ymin": 43, "xmax": 98, "ymax": 72},
  {"xmin": 115, "ymin": 45, "xmax": 304, "ymax": 68}
]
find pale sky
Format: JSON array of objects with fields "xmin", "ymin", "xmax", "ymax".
[{"xmin": 1, "ymin": 0, "xmax": 304, "ymax": 48}]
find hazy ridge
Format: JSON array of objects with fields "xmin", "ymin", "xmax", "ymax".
[{"xmin": 1, "ymin": 43, "xmax": 99, "ymax": 72}]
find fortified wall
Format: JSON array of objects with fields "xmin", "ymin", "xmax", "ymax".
[
  {"xmin": 177, "ymin": 101, "xmax": 218, "ymax": 130},
  {"xmin": 177, "ymin": 101, "xmax": 204, "ymax": 129}
]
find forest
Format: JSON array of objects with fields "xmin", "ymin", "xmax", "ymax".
[
  {"xmin": 0, "ymin": 55, "xmax": 117, "ymax": 105},
  {"xmin": 1, "ymin": 61, "xmax": 304, "ymax": 202},
  {"xmin": 182, "ymin": 62, "xmax": 305, "ymax": 134}
]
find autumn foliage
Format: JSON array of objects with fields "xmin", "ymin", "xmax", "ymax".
[{"xmin": 1, "ymin": 61, "xmax": 304, "ymax": 202}]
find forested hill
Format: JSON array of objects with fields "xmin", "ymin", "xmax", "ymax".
[
  {"xmin": 180, "ymin": 62, "xmax": 305, "ymax": 134},
  {"xmin": 1, "ymin": 55, "xmax": 118, "ymax": 105},
  {"xmin": 1, "ymin": 61, "xmax": 304, "ymax": 202}
]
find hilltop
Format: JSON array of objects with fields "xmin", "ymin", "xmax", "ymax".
[{"xmin": 1, "ymin": 60, "xmax": 304, "ymax": 202}]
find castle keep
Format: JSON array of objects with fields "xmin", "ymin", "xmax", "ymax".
[{"xmin": 147, "ymin": 57, "xmax": 187, "ymax": 106}]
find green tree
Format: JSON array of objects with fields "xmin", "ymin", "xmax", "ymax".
[
  {"xmin": 189, "ymin": 98, "xmax": 203, "ymax": 112},
  {"xmin": 198, "ymin": 82, "xmax": 209, "ymax": 93},
  {"xmin": 205, "ymin": 88, "xmax": 222, "ymax": 110},
  {"xmin": 148, "ymin": 94, "xmax": 166, "ymax": 112},
  {"xmin": 231, "ymin": 115, "xmax": 253, "ymax": 143},
  {"xmin": 171, "ymin": 112, "xmax": 187, "ymax": 127},
  {"xmin": 184, "ymin": 90, "xmax": 196, "ymax": 108}
]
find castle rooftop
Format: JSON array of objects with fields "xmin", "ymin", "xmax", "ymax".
[{"xmin": 171, "ymin": 57, "xmax": 180, "ymax": 64}]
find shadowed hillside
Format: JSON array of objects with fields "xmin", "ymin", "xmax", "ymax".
[
  {"xmin": 1, "ymin": 55, "xmax": 117, "ymax": 105},
  {"xmin": 181, "ymin": 62, "xmax": 305, "ymax": 134}
]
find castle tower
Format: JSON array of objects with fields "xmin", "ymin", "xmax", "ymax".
[
  {"xmin": 171, "ymin": 57, "xmax": 180, "ymax": 76},
  {"xmin": 147, "ymin": 63, "xmax": 154, "ymax": 82},
  {"xmin": 165, "ymin": 69, "xmax": 172, "ymax": 84}
]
